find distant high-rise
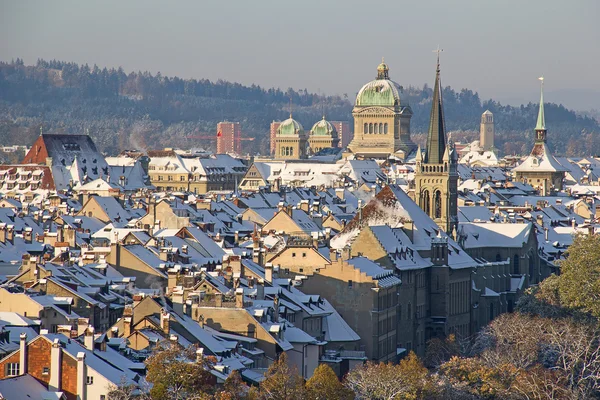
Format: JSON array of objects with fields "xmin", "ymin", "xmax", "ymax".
[
  {"xmin": 480, "ymin": 110, "xmax": 494, "ymax": 151},
  {"xmin": 216, "ymin": 122, "xmax": 241, "ymax": 154},
  {"xmin": 270, "ymin": 121, "xmax": 281, "ymax": 156},
  {"xmin": 330, "ymin": 121, "xmax": 352, "ymax": 148}
]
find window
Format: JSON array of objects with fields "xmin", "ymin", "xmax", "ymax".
[
  {"xmin": 369, "ymin": 123, "xmax": 373, "ymax": 134},
  {"xmin": 363, "ymin": 123, "xmax": 368, "ymax": 134},
  {"xmin": 43, "ymin": 367, "xmax": 49, "ymax": 375},
  {"xmin": 348, "ymin": 280, "xmax": 353, "ymax": 288},
  {"xmin": 299, "ymin": 268, "xmax": 304, "ymax": 273},
  {"xmin": 292, "ymin": 252, "xmax": 296, "ymax": 258},
  {"xmin": 379, "ymin": 123, "xmax": 383, "ymax": 134},
  {"xmin": 302, "ymin": 252, "xmax": 306, "ymax": 258},
  {"xmin": 384, "ymin": 123, "xmax": 388, "ymax": 134},
  {"xmin": 87, "ymin": 376, "xmax": 94, "ymax": 385},
  {"xmin": 168, "ymin": 175, "xmax": 173, "ymax": 181},
  {"xmin": 6, "ymin": 363, "xmax": 19, "ymax": 376},
  {"xmin": 100, "ymin": 396, "xmax": 106, "ymax": 400},
  {"xmin": 407, "ymin": 303, "xmax": 412, "ymax": 319}
]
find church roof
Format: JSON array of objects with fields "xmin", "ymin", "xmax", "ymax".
[
  {"xmin": 355, "ymin": 61, "xmax": 404, "ymax": 107},
  {"xmin": 310, "ymin": 117, "xmax": 338, "ymax": 138},
  {"xmin": 277, "ymin": 117, "xmax": 304, "ymax": 136},
  {"xmin": 512, "ymin": 143, "xmax": 568, "ymax": 173}
]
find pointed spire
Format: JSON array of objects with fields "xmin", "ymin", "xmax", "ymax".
[
  {"xmin": 535, "ymin": 76, "xmax": 546, "ymax": 131},
  {"xmin": 289, "ymin": 97, "xmax": 293, "ymax": 119},
  {"xmin": 415, "ymin": 144, "xmax": 423, "ymax": 162},
  {"xmin": 425, "ymin": 47, "xmax": 446, "ymax": 164}
]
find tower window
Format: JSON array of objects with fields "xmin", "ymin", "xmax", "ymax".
[
  {"xmin": 369, "ymin": 123, "xmax": 373, "ymax": 134},
  {"xmin": 364, "ymin": 123, "xmax": 368, "ymax": 134},
  {"xmin": 434, "ymin": 190, "xmax": 442, "ymax": 219},
  {"xmin": 384, "ymin": 123, "xmax": 388, "ymax": 134},
  {"xmin": 374, "ymin": 123, "xmax": 379, "ymax": 134},
  {"xmin": 379, "ymin": 123, "xmax": 383, "ymax": 134}
]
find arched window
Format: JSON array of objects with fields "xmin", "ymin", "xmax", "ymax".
[
  {"xmin": 290, "ymin": 147, "xmax": 294, "ymax": 156},
  {"xmin": 374, "ymin": 123, "xmax": 379, "ymax": 134},
  {"xmin": 285, "ymin": 147, "xmax": 289, "ymax": 156},
  {"xmin": 422, "ymin": 190, "xmax": 430, "ymax": 216},
  {"xmin": 379, "ymin": 123, "xmax": 383, "ymax": 134},
  {"xmin": 281, "ymin": 147, "xmax": 285, "ymax": 156},
  {"xmin": 434, "ymin": 190, "xmax": 442, "ymax": 219},
  {"xmin": 513, "ymin": 254, "xmax": 520, "ymax": 275},
  {"xmin": 384, "ymin": 123, "xmax": 388, "ymax": 134},
  {"xmin": 364, "ymin": 123, "xmax": 368, "ymax": 134},
  {"xmin": 369, "ymin": 123, "xmax": 373, "ymax": 134}
]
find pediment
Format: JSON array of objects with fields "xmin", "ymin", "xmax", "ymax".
[{"xmin": 352, "ymin": 106, "xmax": 396, "ymax": 116}]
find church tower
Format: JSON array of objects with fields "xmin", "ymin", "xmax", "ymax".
[
  {"xmin": 414, "ymin": 54, "xmax": 458, "ymax": 234},
  {"xmin": 480, "ymin": 110, "xmax": 494, "ymax": 151}
]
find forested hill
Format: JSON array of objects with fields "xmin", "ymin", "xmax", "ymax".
[{"xmin": 1, "ymin": 59, "xmax": 598, "ymax": 156}]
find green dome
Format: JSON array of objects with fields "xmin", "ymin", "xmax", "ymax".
[
  {"xmin": 355, "ymin": 61, "xmax": 403, "ymax": 107},
  {"xmin": 310, "ymin": 117, "xmax": 338, "ymax": 137},
  {"xmin": 277, "ymin": 117, "xmax": 304, "ymax": 136}
]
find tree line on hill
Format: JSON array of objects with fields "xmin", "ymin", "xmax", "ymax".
[
  {"xmin": 0, "ymin": 58, "xmax": 598, "ymax": 157},
  {"xmin": 108, "ymin": 234, "xmax": 600, "ymax": 400}
]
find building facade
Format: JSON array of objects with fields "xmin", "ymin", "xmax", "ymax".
[
  {"xmin": 308, "ymin": 117, "xmax": 339, "ymax": 154},
  {"xmin": 216, "ymin": 122, "xmax": 241, "ymax": 154},
  {"xmin": 270, "ymin": 121, "xmax": 281, "ymax": 156},
  {"xmin": 330, "ymin": 121, "xmax": 352, "ymax": 149},
  {"xmin": 274, "ymin": 117, "xmax": 307, "ymax": 160},
  {"xmin": 347, "ymin": 61, "xmax": 416, "ymax": 158}
]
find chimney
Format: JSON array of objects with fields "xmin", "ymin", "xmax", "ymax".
[
  {"xmin": 19, "ymin": 333, "xmax": 27, "ymax": 375},
  {"xmin": 110, "ymin": 327, "xmax": 119, "ymax": 339},
  {"xmin": 341, "ymin": 246, "xmax": 351, "ymax": 261},
  {"xmin": 160, "ymin": 310, "xmax": 170, "ymax": 335},
  {"xmin": 299, "ymin": 200, "xmax": 309, "ymax": 213},
  {"xmin": 0, "ymin": 224, "xmax": 6, "ymax": 244},
  {"xmin": 312, "ymin": 232, "xmax": 319, "ymax": 249},
  {"xmin": 49, "ymin": 338, "xmax": 62, "ymax": 391},
  {"xmin": 329, "ymin": 248, "xmax": 338, "ymax": 262},
  {"xmin": 544, "ymin": 227, "xmax": 549, "ymax": 242},
  {"xmin": 84, "ymin": 326, "xmax": 95, "ymax": 351},
  {"xmin": 335, "ymin": 188, "xmax": 344, "ymax": 200},
  {"xmin": 235, "ymin": 288, "xmax": 244, "ymax": 308},
  {"xmin": 23, "ymin": 227, "xmax": 33, "ymax": 244},
  {"xmin": 198, "ymin": 314, "xmax": 205, "ymax": 328},
  {"xmin": 324, "ymin": 228, "xmax": 331, "ymax": 247},
  {"xmin": 215, "ymin": 293, "xmax": 223, "ymax": 307},
  {"xmin": 264, "ymin": 263, "xmax": 273, "ymax": 283},
  {"xmin": 123, "ymin": 305, "xmax": 133, "ymax": 337},
  {"xmin": 169, "ymin": 334, "xmax": 178, "ymax": 347},
  {"xmin": 286, "ymin": 204, "xmax": 293, "ymax": 216},
  {"xmin": 234, "ymin": 231, "xmax": 240, "ymax": 244},
  {"xmin": 181, "ymin": 245, "xmax": 188, "ymax": 254},
  {"xmin": 196, "ymin": 348, "xmax": 204, "ymax": 363},
  {"xmin": 77, "ymin": 352, "xmax": 87, "ymax": 400},
  {"xmin": 6, "ymin": 225, "xmax": 14, "ymax": 244}
]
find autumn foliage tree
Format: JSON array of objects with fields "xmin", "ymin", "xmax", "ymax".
[
  {"xmin": 306, "ymin": 364, "xmax": 353, "ymax": 400},
  {"xmin": 145, "ymin": 342, "xmax": 215, "ymax": 400},
  {"xmin": 259, "ymin": 352, "xmax": 306, "ymax": 400}
]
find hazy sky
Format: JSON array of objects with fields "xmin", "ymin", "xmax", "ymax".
[{"xmin": 1, "ymin": 0, "xmax": 599, "ymax": 110}]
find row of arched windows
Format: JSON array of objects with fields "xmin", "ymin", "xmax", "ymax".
[
  {"xmin": 420, "ymin": 164, "xmax": 448, "ymax": 173},
  {"xmin": 363, "ymin": 122, "xmax": 389, "ymax": 134},
  {"xmin": 421, "ymin": 189, "xmax": 443, "ymax": 219},
  {"xmin": 280, "ymin": 147, "xmax": 294, "ymax": 156}
]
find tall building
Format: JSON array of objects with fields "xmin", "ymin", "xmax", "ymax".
[
  {"xmin": 274, "ymin": 116, "xmax": 307, "ymax": 160},
  {"xmin": 513, "ymin": 78, "xmax": 567, "ymax": 195},
  {"xmin": 330, "ymin": 121, "xmax": 352, "ymax": 148},
  {"xmin": 269, "ymin": 121, "xmax": 281, "ymax": 156},
  {"xmin": 480, "ymin": 110, "xmax": 494, "ymax": 151},
  {"xmin": 216, "ymin": 122, "xmax": 241, "ymax": 154},
  {"xmin": 347, "ymin": 60, "xmax": 416, "ymax": 159},
  {"xmin": 414, "ymin": 57, "xmax": 458, "ymax": 235},
  {"xmin": 308, "ymin": 117, "xmax": 339, "ymax": 154}
]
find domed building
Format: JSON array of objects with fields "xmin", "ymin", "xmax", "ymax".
[
  {"xmin": 308, "ymin": 117, "xmax": 339, "ymax": 154},
  {"xmin": 275, "ymin": 116, "xmax": 307, "ymax": 159},
  {"xmin": 347, "ymin": 60, "xmax": 416, "ymax": 158}
]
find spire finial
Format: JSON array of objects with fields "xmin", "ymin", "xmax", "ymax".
[
  {"xmin": 535, "ymin": 76, "xmax": 546, "ymax": 131},
  {"xmin": 433, "ymin": 45, "xmax": 443, "ymax": 72},
  {"xmin": 382, "ymin": 56, "xmax": 385, "ymax": 63},
  {"xmin": 40, "ymin": 125, "xmax": 43, "ymax": 136},
  {"xmin": 289, "ymin": 96, "xmax": 293, "ymax": 119}
]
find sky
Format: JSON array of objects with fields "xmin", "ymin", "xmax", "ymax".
[{"xmin": 1, "ymin": 0, "xmax": 599, "ymax": 110}]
